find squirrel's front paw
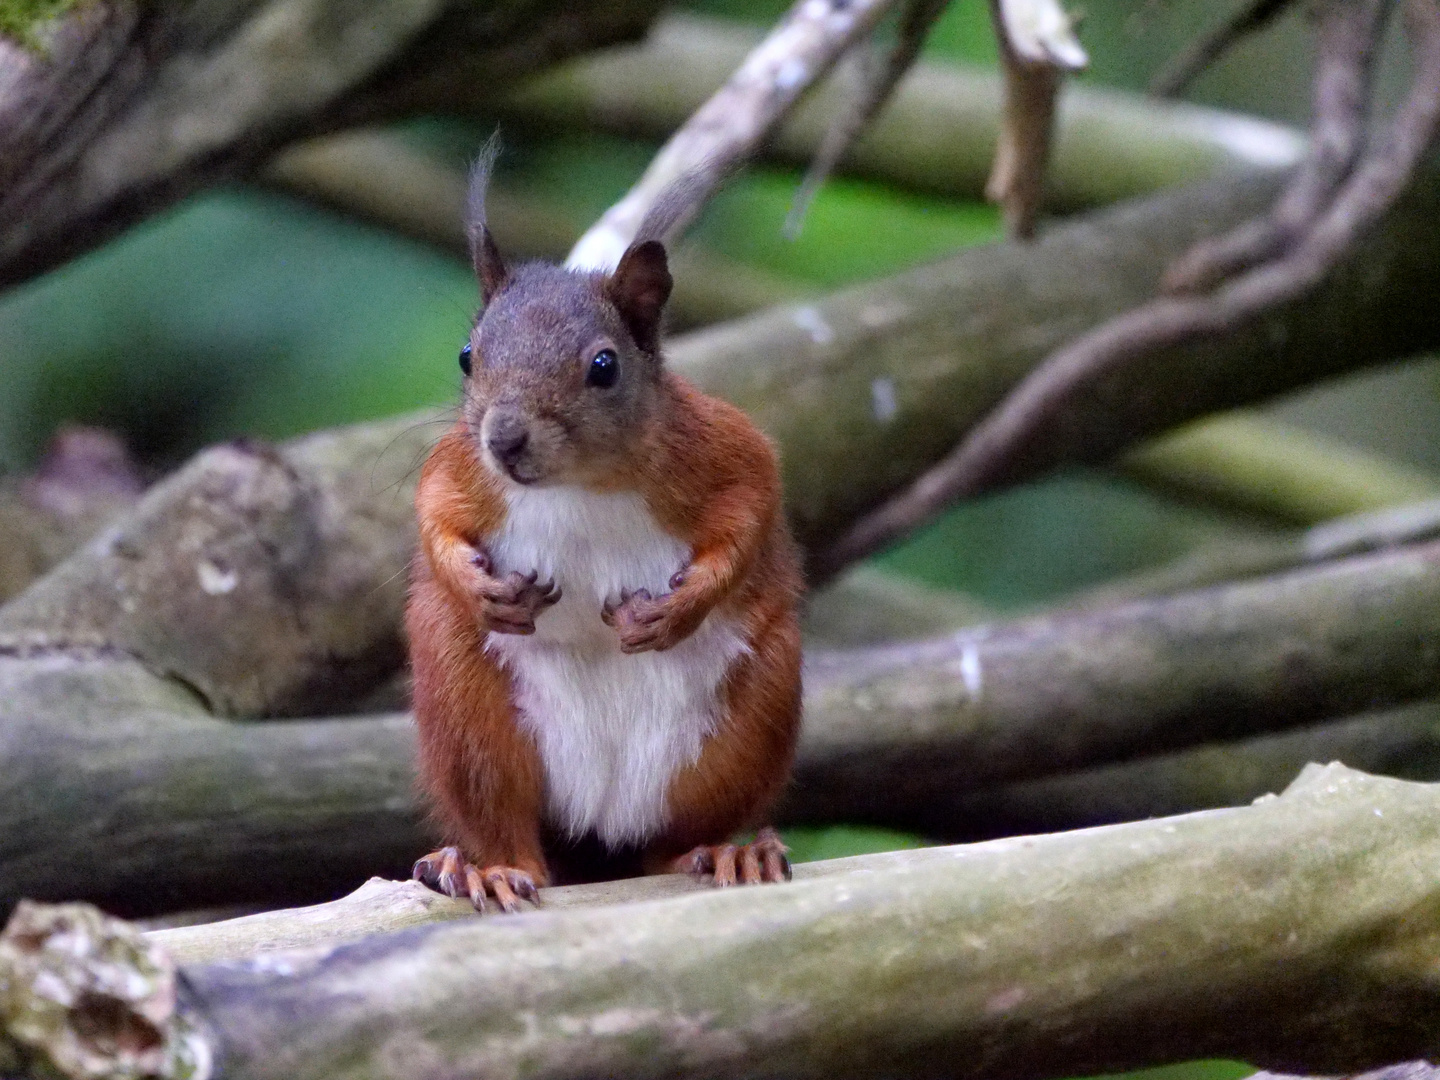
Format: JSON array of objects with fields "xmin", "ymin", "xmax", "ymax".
[
  {"xmin": 672, "ymin": 828, "xmax": 792, "ymax": 887},
  {"xmin": 468, "ymin": 551, "xmax": 560, "ymax": 634},
  {"xmin": 413, "ymin": 846, "xmax": 542, "ymax": 914},
  {"xmin": 602, "ymin": 586, "xmax": 702, "ymax": 653}
]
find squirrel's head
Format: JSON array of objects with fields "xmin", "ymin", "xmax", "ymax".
[{"xmin": 456, "ymin": 147, "xmax": 673, "ymax": 489}]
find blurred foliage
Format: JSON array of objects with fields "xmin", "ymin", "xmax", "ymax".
[{"xmin": 0, "ymin": 0, "xmax": 80, "ymax": 48}]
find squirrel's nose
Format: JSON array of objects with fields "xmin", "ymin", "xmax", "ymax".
[{"xmin": 485, "ymin": 418, "xmax": 529, "ymax": 465}]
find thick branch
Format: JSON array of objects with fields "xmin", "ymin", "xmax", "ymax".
[
  {"xmin": 787, "ymin": 539, "xmax": 1440, "ymax": 826},
  {"xmin": 165, "ymin": 765, "xmax": 1440, "ymax": 1078},
  {"xmin": 0, "ymin": 0, "xmax": 662, "ymax": 289},
  {"xmin": 927, "ymin": 699, "xmax": 1440, "ymax": 840},
  {"xmin": 813, "ymin": 163, "xmax": 1440, "ymax": 577}
]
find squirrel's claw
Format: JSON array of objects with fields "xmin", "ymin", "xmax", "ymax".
[
  {"xmin": 672, "ymin": 828, "xmax": 791, "ymax": 887},
  {"xmin": 604, "ymin": 587, "xmax": 700, "ymax": 652},
  {"xmin": 475, "ymin": 567, "xmax": 562, "ymax": 634},
  {"xmin": 414, "ymin": 847, "xmax": 542, "ymax": 914}
]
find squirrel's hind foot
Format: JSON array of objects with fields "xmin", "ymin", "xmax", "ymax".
[
  {"xmin": 413, "ymin": 846, "xmax": 541, "ymax": 914},
  {"xmin": 673, "ymin": 827, "xmax": 791, "ymax": 887}
]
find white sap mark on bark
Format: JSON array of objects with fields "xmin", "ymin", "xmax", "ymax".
[
  {"xmin": 197, "ymin": 560, "xmax": 238, "ymax": 595},
  {"xmin": 870, "ymin": 377, "xmax": 898, "ymax": 423},
  {"xmin": 960, "ymin": 642, "xmax": 983, "ymax": 700},
  {"xmin": 775, "ymin": 57, "xmax": 809, "ymax": 89},
  {"xmin": 793, "ymin": 305, "xmax": 834, "ymax": 345}
]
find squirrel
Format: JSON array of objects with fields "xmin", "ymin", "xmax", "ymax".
[{"xmin": 405, "ymin": 151, "xmax": 804, "ymax": 912}]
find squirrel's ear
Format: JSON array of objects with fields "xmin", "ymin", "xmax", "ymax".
[
  {"xmin": 606, "ymin": 240, "xmax": 672, "ymax": 353},
  {"xmin": 472, "ymin": 225, "xmax": 509, "ymax": 304}
]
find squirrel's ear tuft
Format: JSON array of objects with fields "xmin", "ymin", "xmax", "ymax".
[
  {"xmin": 606, "ymin": 240, "xmax": 672, "ymax": 353},
  {"xmin": 473, "ymin": 225, "xmax": 508, "ymax": 303},
  {"xmin": 466, "ymin": 137, "xmax": 508, "ymax": 303}
]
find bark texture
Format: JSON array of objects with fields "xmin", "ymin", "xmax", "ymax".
[
  {"xmin": 787, "ymin": 539, "xmax": 1440, "ymax": 827},
  {"xmin": 164, "ymin": 765, "xmax": 1440, "ymax": 1079},
  {"xmin": 0, "ymin": 0, "xmax": 663, "ymax": 289}
]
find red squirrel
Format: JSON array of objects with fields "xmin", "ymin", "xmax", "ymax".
[{"xmin": 405, "ymin": 154, "xmax": 804, "ymax": 912}]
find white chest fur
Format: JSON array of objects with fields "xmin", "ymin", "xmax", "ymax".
[{"xmin": 483, "ymin": 485, "xmax": 748, "ymax": 847}]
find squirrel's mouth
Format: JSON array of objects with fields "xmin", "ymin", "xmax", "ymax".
[{"xmin": 486, "ymin": 451, "xmax": 544, "ymax": 487}]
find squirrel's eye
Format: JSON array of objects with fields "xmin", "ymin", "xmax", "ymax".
[
  {"xmin": 459, "ymin": 342, "xmax": 472, "ymax": 376},
  {"xmin": 586, "ymin": 348, "xmax": 619, "ymax": 389}
]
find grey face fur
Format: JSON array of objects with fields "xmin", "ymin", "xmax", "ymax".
[{"xmin": 461, "ymin": 261, "xmax": 663, "ymax": 488}]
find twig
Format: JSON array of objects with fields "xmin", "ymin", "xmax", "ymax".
[
  {"xmin": 984, "ymin": 0, "xmax": 1087, "ymax": 236},
  {"xmin": 501, "ymin": 14, "xmax": 1305, "ymax": 209},
  {"xmin": 784, "ymin": 0, "xmax": 951, "ymax": 237},
  {"xmin": 821, "ymin": 0, "xmax": 1440, "ymax": 573},
  {"xmin": 1149, "ymin": 0, "xmax": 1300, "ymax": 98},
  {"xmin": 565, "ymin": 0, "xmax": 902, "ymax": 271},
  {"xmin": 1162, "ymin": 0, "xmax": 1394, "ymax": 294}
]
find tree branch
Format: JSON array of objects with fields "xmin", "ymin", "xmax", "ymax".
[
  {"xmin": 0, "ymin": 0, "xmax": 664, "ymax": 289},
  {"xmin": 1161, "ymin": 0, "xmax": 1395, "ymax": 294},
  {"xmin": 1149, "ymin": 0, "xmax": 1301, "ymax": 98},
  {"xmin": 502, "ymin": 13, "xmax": 1305, "ymax": 211},
  {"xmin": 820, "ymin": 0, "xmax": 1440, "ymax": 575},
  {"xmin": 788, "ymin": 538, "xmax": 1440, "ymax": 827},
  {"xmin": 916, "ymin": 699, "xmax": 1440, "ymax": 840},
  {"xmin": 144, "ymin": 766, "xmax": 1440, "ymax": 1077},
  {"xmin": 785, "ymin": 0, "xmax": 951, "ymax": 236},
  {"xmin": 565, "ymin": 0, "xmax": 902, "ymax": 271}
]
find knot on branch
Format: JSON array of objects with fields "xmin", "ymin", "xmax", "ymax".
[{"xmin": 0, "ymin": 900, "xmax": 209, "ymax": 1080}]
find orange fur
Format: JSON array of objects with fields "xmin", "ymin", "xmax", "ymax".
[{"xmin": 407, "ymin": 371, "xmax": 803, "ymax": 886}]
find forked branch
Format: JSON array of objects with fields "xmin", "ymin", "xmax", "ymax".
[{"xmin": 822, "ymin": 0, "xmax": 1440, "ymax": 572}]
